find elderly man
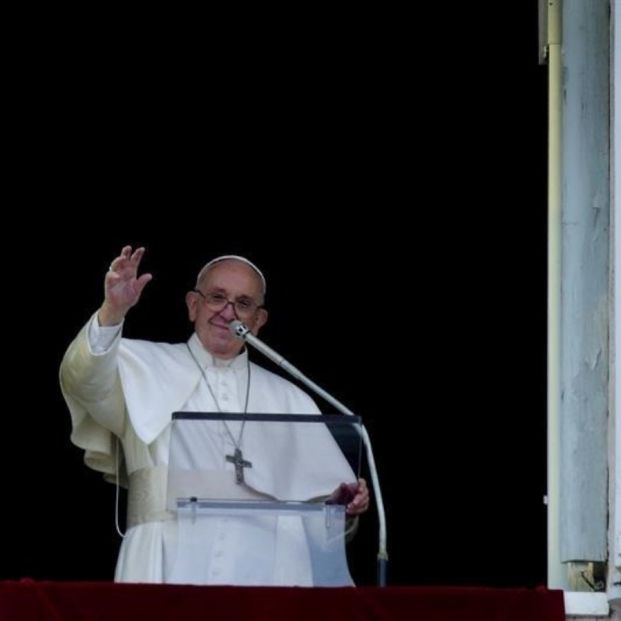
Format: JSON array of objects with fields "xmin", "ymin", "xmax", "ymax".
[{"xmin": 60, "ymin": 246, "xmax": 369, "ymax": 586}]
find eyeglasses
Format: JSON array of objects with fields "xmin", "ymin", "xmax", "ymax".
[{"xmin": 194, "ymin": 289, "xmax": 262, "ymax": 318}]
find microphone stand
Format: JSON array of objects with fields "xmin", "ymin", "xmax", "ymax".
[{"xmin": 230, "ymin": 321, "xmax": 388, "ymax": 586}]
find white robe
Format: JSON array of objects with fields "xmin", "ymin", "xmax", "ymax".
[{"xmin": 59, "ymin": 315, "xmax": 356, "ymax": 586}]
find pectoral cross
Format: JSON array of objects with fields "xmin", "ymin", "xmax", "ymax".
[{"xmin": 225, "ymin": 448, "xmax": 253, "ymax": 484}]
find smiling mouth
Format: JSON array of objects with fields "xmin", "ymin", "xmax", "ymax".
[{"xmin": 210, "ymin": 321, "xmax": 232, "ymax": 332}]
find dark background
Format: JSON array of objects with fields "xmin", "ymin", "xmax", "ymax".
[{"xmin": 3, "ymin": 2, "xmax": 547, "ymax": 587}]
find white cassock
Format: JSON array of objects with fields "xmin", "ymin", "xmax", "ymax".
[{"xmin": 59, "ymin": 314, "xmax": 356, "ymax": 586}]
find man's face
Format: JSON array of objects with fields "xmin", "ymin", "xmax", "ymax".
[{"xmin": 186, "ymin": 260, "xmax": 267, "ymax": 359}]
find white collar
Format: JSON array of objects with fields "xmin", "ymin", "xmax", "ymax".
[{"xmin": 187, "ymin": 332, "xmax": 248, "ymax": 371}]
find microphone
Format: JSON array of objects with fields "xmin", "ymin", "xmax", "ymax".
[
  {"xmin": 230, "ymin": 320, "xmax": 311, "ymax": 385},
  {"xmin": 229, "ymin": 319, "xmax": 389, "ymax": 586}
]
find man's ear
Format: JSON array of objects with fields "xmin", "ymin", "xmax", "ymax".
[
  {"xmin": 186, "ymin": 291, "xmax": 199, "ymax": 322},
  {"xmin": 252, "ymin": 308, "xmax": 268, "ymax": 334}
]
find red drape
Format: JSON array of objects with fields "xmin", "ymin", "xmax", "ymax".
[{"xmin": 0, "ymin": 580, "xmax": 565, "ymax": 621}]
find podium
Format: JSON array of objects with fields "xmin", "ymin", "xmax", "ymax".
[{"xmin": 164, "ymin": 412, "xmax": 362, "ymax": 586}]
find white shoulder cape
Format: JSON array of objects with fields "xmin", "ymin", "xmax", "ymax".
[{"xmin": 61, "ymin": 320, "xmax": 357, "ymax": 501}]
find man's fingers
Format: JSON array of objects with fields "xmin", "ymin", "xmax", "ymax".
[
  {"xmin": 130, "ymin": 247, "xmax": 146, "ymax": 265},
  {"xmin": 345, "ymin": 479, "xmax": 370, "ymax": 515},
  {"xmin": 135, "ymin": 273, "xmax": 153, "ymax": 295}
]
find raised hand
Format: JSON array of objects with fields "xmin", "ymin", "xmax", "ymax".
[{"xmin": 99, "ymin": 246, "xmax": 153, "ymax": 326}]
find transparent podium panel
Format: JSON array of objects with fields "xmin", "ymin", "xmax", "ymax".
[{"xmin": 165, "ymin": 413, "xmax": 362, "ymax": 586}]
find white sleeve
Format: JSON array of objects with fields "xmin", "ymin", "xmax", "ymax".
[
  {"xmin": 88, "ymin": 313, "xmax": 123, "ymax": 353},
  {"xmin": 60, "ymin": 314, "xmax": 127, "ymax": 478}
]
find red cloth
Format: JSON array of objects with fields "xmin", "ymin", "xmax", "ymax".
[{"xmin": 0, "ymin": 580, "xmax": 565, "ymax": 621}]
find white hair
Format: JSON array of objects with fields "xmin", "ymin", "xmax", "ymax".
[{"xmin": 195, "ymin": 255, "xmax": 267, "ymax": 295}]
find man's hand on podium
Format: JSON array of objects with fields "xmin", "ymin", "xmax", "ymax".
[{"xmin": 327, "ymin": 478, "xmax": 370, "ymax": 516}]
